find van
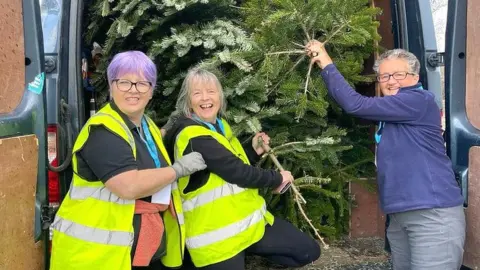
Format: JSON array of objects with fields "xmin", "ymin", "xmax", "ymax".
[{"xmin": 0, "ymin": 0, "xmax": 477, "ymax": 269}]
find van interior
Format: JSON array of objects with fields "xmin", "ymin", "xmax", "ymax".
[
  {"xmin": 4, "ymin": 0, "xmax": 478, "ymax": 269},
  {"xmin": 37, "ymin": 0, "xmax": 445, "ymax": 268}
]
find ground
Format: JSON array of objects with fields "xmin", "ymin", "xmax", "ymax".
[{"xmin": 245, "ymin": 237, "xmax": 392, "ymax": 270}]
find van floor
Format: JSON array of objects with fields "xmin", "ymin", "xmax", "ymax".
[{"xmin": 245, "ymin": 237, "xmax": 391, "ymax": 270}]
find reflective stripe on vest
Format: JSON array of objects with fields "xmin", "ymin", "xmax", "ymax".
[
  {"xmin": 175, "ymin": 122, "xmax": 273, "ymax": 267},
  {"xmin": 51, "ymin": 104, "xmax": 186, "ymax": 269},
  {"xmin": 69, "ymin": 185, "xmax": 135, "ymax": 205},
  {"xmin": 68, "ymin": 112, "xmax": 136, "ymax": 206},
  {"xmin": 185, "ymin": 204, "xmax": 266, "ymax": 249},
  {"xmin": 176, "ymin": 213, "xmax": 185, "ymax": 225},
  {"xmin": 182, "ymin": 183, "xmax": 246, "ymax": 212},
  {"xmin": 52, "ymin": 216, "xmax": 134, "ymax": 246}
]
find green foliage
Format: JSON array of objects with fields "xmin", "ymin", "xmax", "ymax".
[
  {"xmin": 200, "ymin": 0, "xmax": 380, "ymax": 238},
  {"xmin": 85, "ymin": 0, "xmax": 248, "ymax": 117},
  {"xmin": 84, "ymin": 0, "xmax": 379, "ymax": 240}
]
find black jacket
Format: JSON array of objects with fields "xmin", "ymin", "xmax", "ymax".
[{"xmin": 163, "ymin": 116, "xmax": 282, "ymax": 193}]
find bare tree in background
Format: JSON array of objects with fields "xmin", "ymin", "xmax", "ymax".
[{"xmin": 431, "ymin": 0, "xmax": 448, "ymax": 14}]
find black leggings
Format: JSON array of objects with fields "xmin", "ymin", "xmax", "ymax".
[{"xmin": 180, "ymin": 217, "xmax": 321, "ymax": 270}]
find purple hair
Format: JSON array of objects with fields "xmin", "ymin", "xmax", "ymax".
[{"xmin": 106, "ymin": 51, "xmax": 157, "ymax": 88}]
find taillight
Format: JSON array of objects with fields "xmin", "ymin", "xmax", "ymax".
[
  {"xmin": 47, "ymin": 125, "xmax": 61, "ymax": 206},
  {"xmin": 47, "ymin": 125, "xmax": 60, "ymax": 244}
]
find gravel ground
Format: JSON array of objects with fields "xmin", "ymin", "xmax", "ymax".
[{"xmin": 246, "ymin": 237, "xmax": 392, "ymax": 270}]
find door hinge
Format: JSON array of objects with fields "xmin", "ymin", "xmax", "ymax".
[
  {"xmin": 44, "ymin": 56, "xmax": 57, "ymax": 73},
  {"xmin": 427, "ymin": 52, "xmax": 445, "ymax": 68},
  {"xmin": 41, "ymin": 205, "xmax": 53, "ymax": 230}
]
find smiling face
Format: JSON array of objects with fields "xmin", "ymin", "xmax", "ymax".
[
  {"xmin": 377, "ymin": 58, "xmax": 420, "ymax": 96},
  {"xmin": 189, "ymin": 77, "xmax": 221, "ymax": 123},
  {"xmin": 110, "ymin": 72, "xmax": 152, "ymax": 120}
]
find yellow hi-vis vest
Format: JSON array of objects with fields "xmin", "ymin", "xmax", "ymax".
[
  {"xmin": 174, "ymin": 119, "xmax": 275, "ymax": 267},
  {"xmin": 50, "ymin": 104, "xmax": 185, "ymax": 270}
]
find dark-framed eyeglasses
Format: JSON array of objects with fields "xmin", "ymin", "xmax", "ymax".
[
  {"xmin": 376, "ymin": 71, "xmax": 416, "ymax": 83},
  {"xmin": 113, "ymin": 79, "xmax": 152, "ymax": 93}
]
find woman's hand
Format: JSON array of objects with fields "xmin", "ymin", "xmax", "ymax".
[
  {"xmin": 273, "ymin": 170, "xmax": 294, "ymax": 194},
  {"xmin": 252, "ymin": 132, "xmax": 270, "ymax": 155},
  {"xmin": 305, "ymin": 40, "xmax": 334, "ymax": 69}
]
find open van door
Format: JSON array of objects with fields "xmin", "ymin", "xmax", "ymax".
[
  {"xmin": 390, "ymin": 0, "xmax": 443, "ymax": 108},
  {"xmin": 0, "ymin": 0, "xmax": 49, "ymax": 269},
  {"xmin": 444, "ymin": 0, "xmax": 480, "ymax": 268}
]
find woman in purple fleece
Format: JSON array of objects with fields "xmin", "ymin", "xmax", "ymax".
[{"xmin": 306, "ymin": 40, "xmax": 466, "ymax": 270}]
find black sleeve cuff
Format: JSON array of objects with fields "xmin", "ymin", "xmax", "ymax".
[
  {"xmin": 243, "ymin": 143, "xmax": 261, "ymax": 164},
  {"xmin": 271, "ymin": 171, "xmax": 283, "ymax": 189}
]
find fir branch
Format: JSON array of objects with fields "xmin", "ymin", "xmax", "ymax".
[
  {"xmin": 257, "ymin": 137, "xmax": 329, "ymax": 249},
  {"xmin": 326, "ymin": 157, "xmax": 374, "ymax": 177},
  {"xmin": 257, "ymin": 138, "xmax": 306, "ymax": 204},
  {"xmin": 291, "ymin": 41, "xmax": 305, "ymax": 48},
  {"xmin": 301, "ymin": 24, "xmax": 311, "ymax": 41},
  {"xmin": 265, "ymin": 50, "xmax": 305, "ymax": 56},
  {"xmin": 295, "ymin": 197, "xmax": 329, "ymax": 249},
  {"xmin": 269, "ymin": 54, "xmax": 306, "ymax": 93},
  {"xmin": 304, "ymin": 61, "xmax": 314, "ymax": 95},
  {"xmin": 322, "ymin": 20, "xmax": 351, "ymax": 45},
  {"xmin": 295, "ymin": 176, "xmax": 331, "ymax": 185}
]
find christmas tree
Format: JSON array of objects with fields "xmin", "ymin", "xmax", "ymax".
[
  {"xmin": 84, "ymin": 0, "xmax": 379, "ymax": 241},
  {"xmin": 196, "ymin": 0, "xmax": 380, "ymax": 240}
]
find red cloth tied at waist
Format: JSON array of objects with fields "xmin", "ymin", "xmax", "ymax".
[{"xmin": 132, "ymin": 199, "xmax": 176, "ymax": 266}]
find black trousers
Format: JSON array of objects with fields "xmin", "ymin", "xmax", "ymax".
[{"xmin": 180, "ymin": 217, "xmax": 321, "ymax": 270}]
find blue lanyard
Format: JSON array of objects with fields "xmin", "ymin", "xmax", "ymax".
[
  {"xmin": 375, "ymin": 121, "xmax": 385, "ymax": 144},
  {"xmin": 192, "ymin": 115, "xmax": 225, "ymax": 136},
  {"xmin": 141, "ymin": 117, "xmax": 161, "ymax": 168}
]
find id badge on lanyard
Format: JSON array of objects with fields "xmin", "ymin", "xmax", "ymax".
[{"xmin": 141, "ymin": 117, "xmax": 171, "ymax": 204}]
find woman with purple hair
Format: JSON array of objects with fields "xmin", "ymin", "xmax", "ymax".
[{"xmin": 49, "ymin": 51, "xmax": 206, "ymax": 270}]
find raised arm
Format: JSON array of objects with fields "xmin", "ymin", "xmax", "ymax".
[
  {"xmin": 305, "ymin": 40, "xmax": 428, "ymax": 123},
  {"xmin": 320, "ymin": 64, "xmax": 428, "ymax": 122}
]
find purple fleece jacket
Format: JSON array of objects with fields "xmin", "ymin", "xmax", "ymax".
[{"xmin": 321, "ymin": 63, "xmax": 463, "ymax": 214}]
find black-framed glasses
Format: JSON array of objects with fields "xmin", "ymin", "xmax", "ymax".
[
  {"xmin": 113, "ymin": 79, "xmax": 152, "ymax": 93},
  {"xmin": 376, "ymin": 71, "xmax": 416, "ymax": 83}
]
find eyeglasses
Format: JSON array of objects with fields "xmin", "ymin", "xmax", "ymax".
[
  {"xmin": 376, "ymin": 71, "xmax": 417, "ymax": 83},
  {"xmin": 113, "ymin": 79, "xmax": 152, "ymax": 93}
]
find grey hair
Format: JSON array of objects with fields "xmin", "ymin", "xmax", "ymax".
[
  {"xmin": 373, "ymin": 49, "xmax": 421, "ymax": 74},
  {"xmin": 175, "ymin": 68, "xmax": 227, "ymax": 117}
]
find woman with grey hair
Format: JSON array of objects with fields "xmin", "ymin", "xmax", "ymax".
[
  {"xmin": 163, "ymin": 68, "xmax": 320, "ymax": 270},
  {"xmin": 306, "ymin": 40, "xmax": 465, "ymax": 269}
]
